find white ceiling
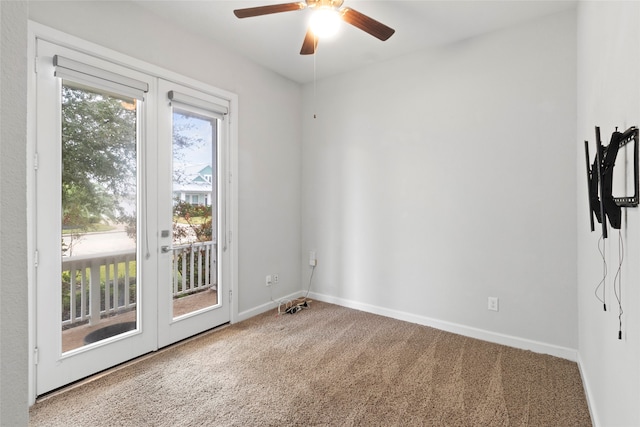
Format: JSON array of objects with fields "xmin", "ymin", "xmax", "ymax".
[{"xmin": 134, "ymin": 0, "xmax": 576, "ymax": 84}]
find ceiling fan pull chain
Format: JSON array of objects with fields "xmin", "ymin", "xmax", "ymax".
[{"xmin": 313, "ymin": 41, "xmax": 317, "ymax": 119}]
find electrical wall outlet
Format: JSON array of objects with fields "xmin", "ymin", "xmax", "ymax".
[
  {"xmin": 265, "ymin": 275, "xmax": 272, "ymax": 287},
  {"xmin": 488, "ymin": 297, "xmax": 499, "ymax": 312},
  {"xmin": 309, "ymin": 251, "xmax": 317, "ymax": 266},
  {"xmin": 273, "ymin": 274, "xmax": 279, "ymax": 284}
]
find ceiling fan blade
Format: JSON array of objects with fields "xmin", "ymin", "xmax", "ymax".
[
  {"xmin": 300, "ymin": 28, "xmax": 318, "ymax": 55},
  {"xmin": 234, "ymin": 2, "xmax": 306, "ymax": 19},
  {"xmin": 340, "ymin": 7, "xmax": 395, "ymax": 41}
]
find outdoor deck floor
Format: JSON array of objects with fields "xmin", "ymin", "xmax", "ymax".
[{"xmin": 62, "ymin": 290, "xmax": 218, "ymax": 352}]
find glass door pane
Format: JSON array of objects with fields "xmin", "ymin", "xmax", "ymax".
[
  {"xmin": 170, "ymin": 108, "xmax": 218, "ymax": 319},
  {"xmin": 60, "ymin": 82, "xmax": 139, "ymax": 352}
]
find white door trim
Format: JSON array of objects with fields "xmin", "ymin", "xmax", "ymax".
[{"xmin": 27, "ymin": 21, "xmax": 239, "ymax": 405}]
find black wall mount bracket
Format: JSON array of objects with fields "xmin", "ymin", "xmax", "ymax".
[{"xmin": 584, "ymin": 126, "xmax": 639, "ymax": 238}]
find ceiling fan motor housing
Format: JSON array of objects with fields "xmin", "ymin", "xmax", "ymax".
[{"xmin": 306, "ymin": 0, "xmax": 344, "ymax": 9}]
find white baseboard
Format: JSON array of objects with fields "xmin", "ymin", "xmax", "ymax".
[
  {"xmin": 307, "ymin": 291, "xmax": 578, "ymax": 362},
  {"xmin": 236, "ymin": 291, "xmax": 304, "ymax": 322},
  {"xmin": 576, "ymin": 352, "xmax": 598, "ymax": 427}
]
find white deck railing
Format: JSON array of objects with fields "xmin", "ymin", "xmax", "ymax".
[
  {"xmin": 171, "ymin": 241, "xmax": 217, "ymax": 298},
  {"xmin": 61, "ymin": 241, "xmax": 216, "ymax": 327}
]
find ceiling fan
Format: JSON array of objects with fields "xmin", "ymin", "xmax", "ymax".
[{"xmin": 233, "ymin": 0, "xmax": 395, "ymax": 55}]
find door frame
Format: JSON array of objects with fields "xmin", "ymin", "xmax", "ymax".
[{"xmin": 27, "ymin": 22, "xmax": 239, "ymax": 405}]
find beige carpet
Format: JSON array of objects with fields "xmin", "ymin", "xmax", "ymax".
[{"xmin": 30, "ymin": 302, "xmax": 591, "ymax": 426}]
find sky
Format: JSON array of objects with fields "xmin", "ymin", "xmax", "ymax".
[{"xmin": 173, "ymin": 110, "xmax": 216, "ymax": 168}]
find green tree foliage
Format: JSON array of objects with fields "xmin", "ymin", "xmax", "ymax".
[
  {"xmin": 172, "ymin": 200, "xmax": 213, "ymax": 243},
  {"xmin": 62, "ymin": 84, "xmax": 137, "ymax": 232},
  {"xmin": 62, "ymin": 86, "xmax": 213, "ymax": 249}
]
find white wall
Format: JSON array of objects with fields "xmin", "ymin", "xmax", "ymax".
[
  {"xmin": 28, "ymin": 1, "xmax": 303, "ymax": 315},
  {"xmin": 577, "ymin": 2, "xmax": 640, "ymax": 426},
  {"xmin": 302, "ymin": 10, "xmax": 577, "ymax": 353},
  {"xmin": 0, "ymin": 2, "xmax": 29, "ymax": 425},
  {"xmin": 0, "ymin": 0, "xmax": 303, "ymax": 414},
  {"xmin": 9, "ymin": 1, "xmax": 637, "ymax": 424}
]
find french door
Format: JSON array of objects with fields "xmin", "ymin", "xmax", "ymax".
[
  {"xmin": 34, "ymin": 39, "xmax": 231, "ymax": 396},
  {"xmin": 156, "ymin": 80, "xmax": 231, "ymax": 347}
]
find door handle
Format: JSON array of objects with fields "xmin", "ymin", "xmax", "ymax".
[{"xmin": 161, "ymin": 245, "xmax": 173, "ymax": 253}]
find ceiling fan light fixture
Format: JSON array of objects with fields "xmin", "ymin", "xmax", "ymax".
[{"xmin": 309, "ymin": 8, "xmax": 341, "ymax": 38}]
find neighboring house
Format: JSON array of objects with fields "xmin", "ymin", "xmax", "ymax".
[{"xmin": 173, "ymin": 163, "xmax": 213, "ymax": 206}]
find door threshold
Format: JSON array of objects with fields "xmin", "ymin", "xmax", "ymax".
[{"xmin": 35, "ymin": 322, "xmax": 230, "ymax": 404}]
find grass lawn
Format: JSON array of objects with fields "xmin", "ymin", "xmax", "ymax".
[{"xmin": 174, "ymin": 216, "xmax": 208, "ymax": 225}]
